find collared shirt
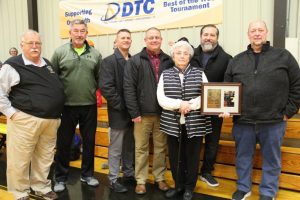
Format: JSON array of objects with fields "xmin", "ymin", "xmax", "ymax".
[
  {"xmin": 115, "ymin": 48, "xmax": 131, "ymax": 67},
  {"xmin": 0, "ymin": 54, "xmax": 45, "ymax": 117},
  {"xmin": 22, "ymin": 54, "xmax": 47, "ymax": 67},
  {"xmin": 146, "ymin": 49, "xmax": 160, "ymax": 82}
]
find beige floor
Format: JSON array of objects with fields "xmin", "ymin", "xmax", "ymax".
[
  {"xmin": 1, "ymin": 157, "xmax": 299, "ymax": 200},
  {"xmin": 72, "ymin": 157, "xmax": 300, "ymax": 200}
]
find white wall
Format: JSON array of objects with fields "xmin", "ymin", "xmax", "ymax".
[
  {"xmin": 0, "ymin": 0, "xmax": 287, "ymax": 62},
  {"xmin": 286, "ymin": 0, "xmax": 300, "ymax": 61},
  {"xmin": 36, "ymin": 0, "xmax": 274, "ymax": 60},
  {"xmin": 0, "ymin": 0, "xmax": 28, "ymax": 62}
]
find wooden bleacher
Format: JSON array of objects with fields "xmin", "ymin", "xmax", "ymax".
[
  {"xmin": 95, "ymin": 97, "xmax": 300, "ymax": 192},
  {"xmin": 217, "ymin": 115, "xmax": 300, "ymax": 191},
  {"xmin": 0, "ymin": 99, "xmax": 299, "ymax": 195},
  {"xmin": 0, "ymin": 115, "xmax": 7, "ymax": 150}
]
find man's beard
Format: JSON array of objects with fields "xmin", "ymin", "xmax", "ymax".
[{"xmin": 201, "ymin": 42, "xmax": 217, "ymax": 52}]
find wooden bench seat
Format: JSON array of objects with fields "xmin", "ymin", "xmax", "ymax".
[
  {"xmin": 0, "ymin": 123, "xmax": 7, "ymax": 150},
  {"xmin": 220, "ymin": 132, "xmax": 300, "ymax": 149},
  {"xmin": 221, "ymin": 116, "xmax": 300, "ymax": 139},
  {"xmin": 0, "ymin": 115, "xmax": 6, "ymax": 123},
  {"xmin": 93, "ymin": 124, "xmax": 300, "ymax": 191},
  {"xmin": 97, "ymin": 106, "xmax": 108, "ymax": 123},
  {"xmin": 95, "ymin": 104, "xmax": 300, "ymax": 192},
  {"xmin": 215, "ymin": 139, "xmax": 300, "ymax": 191},
  {"xmin": 0, "ymin": 123, "xmax": 7, "ymax": 134},
  {"xmin": 3, "ymin": 100, "xmax": 299, "ymax": 192},
  {"xmin": 212, "ymin": 163, "xmax": 300, "ymax": 191}
]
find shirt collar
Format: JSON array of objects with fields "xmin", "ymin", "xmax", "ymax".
[
  {"xmin": 22, "ymin": 54, "xmax": 46, "ymax": 67},
  {"xmin": 146, "ymin": 48, "xmax": 160, "ymax": 58},
  {"xmin": 115, "ymin": 48, "xmax": 131, "ymax": 60}
]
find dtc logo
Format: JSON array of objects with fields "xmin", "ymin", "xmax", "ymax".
[{"xmin": 101, "ymin": 0, "xmax": 155, "ymax": 21}]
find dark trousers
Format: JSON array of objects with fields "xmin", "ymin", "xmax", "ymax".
[
  {"xmin": 201, "ymin": 116, "xmax": 223, "ymax": 174},
  {"xmin": 167, "ymin": 125, "xmax": 202, "ymax": 191},
  {"xmin": 55, "ymin": 105, "xmax": 97, "ymax": 182}
]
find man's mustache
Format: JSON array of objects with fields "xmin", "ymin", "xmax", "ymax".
[{"xmin": 30, "ymin": 49, "xmax": 40, "ymax": 53}]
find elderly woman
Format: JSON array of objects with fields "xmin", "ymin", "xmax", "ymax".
[{"xmin": 157, "ymin": 41, "xmax": 211, "ymax": 200}]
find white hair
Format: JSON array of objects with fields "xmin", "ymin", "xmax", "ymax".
[
  {"xmin": 21, "ymin": 29, "xmax": 40, "ymax": 41},
  {"xmin": 170, "ymin": 41, "xmax": 194, "ymax": 58}
]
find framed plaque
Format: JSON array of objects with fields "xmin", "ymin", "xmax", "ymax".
[{"xmin": 201, "ymin": 82, "xmax": 242, "ymax": 115}]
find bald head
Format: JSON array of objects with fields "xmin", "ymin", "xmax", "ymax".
[
  {"xmin": 248, "ymin": 20, "xmax": 268, "ymax": 33},
  {"xmin": 247, "ymin": 20, "xmax": 268, "ymax": 52}
]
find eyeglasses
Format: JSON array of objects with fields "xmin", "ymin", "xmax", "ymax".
[
  {"xmin": 146, "ymin": 36, "xmax": 161, "ymax": 40},
  {"xmin": 22, "ymin": 41, "xmax": 42, "ymax": 47}
]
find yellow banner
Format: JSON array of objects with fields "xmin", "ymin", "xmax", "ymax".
[{"xmin": 59, "ymin": 0, "xmax": 223, "ymax": 38}]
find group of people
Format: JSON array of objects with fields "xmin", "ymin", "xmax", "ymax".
[
  {"xmin": 0, "ymin": 19, "xmax": 299, "ymax": 200},
  {"xmin": 0, "ymin": 19, "xmax": 101, "ymax": 200}
]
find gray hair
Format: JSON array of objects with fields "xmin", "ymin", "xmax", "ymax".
[
  {"xmin": 248, "ymin": 20, "xmax": 268, "ymax": 32},
  {"xmin": 145, "ymin": 27, "xmax": 160, "ymax": 34},
  {"xmin": 170, "ymin": 41, "xmax": 194, "ymax": 58},
  {"xmin": 20, "ymin": 29, "xmax": 41, "ymax": 43},
  {"xmin": 144, "ymin": 27, "xmax": 161, "ymax": 40},
  {"xmin": 69, "ymin": 19, "xmax": 88, "ymax": 30}
]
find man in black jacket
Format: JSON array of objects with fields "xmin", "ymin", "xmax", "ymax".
[
  {"xmin": 223, "ymin": 20, "xmax": 300, "ymax": 200},
  {"xmin": 191, "ymin": 24, "xmax": 232, "ymax": 187},
  {"xmin": 123, "ymin": 27, "xmax": 173, "ymax": 195},
  {"xmin": 99, "ymin": 29, "xmax": 135, "ymax": 193}
]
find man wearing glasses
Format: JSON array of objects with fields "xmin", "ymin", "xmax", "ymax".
[
  {"xmin": 123, "ymin": 27, "xmax": 173, "ymax": 194},
  {"xmin": 51, "ymin": 19, "xmax": 102, "ymax": 192},
  {"xmin": 0, "ymin": 30, "xmax": 65, "ymax": 200}
]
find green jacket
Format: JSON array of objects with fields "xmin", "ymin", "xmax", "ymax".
[{"xmin": 51, "ymin": 41, "xmax": 102, "ymax": 106}]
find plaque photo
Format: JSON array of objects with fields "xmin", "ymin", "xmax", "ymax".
[{"xmin": 201, "ymin": 82, "xmax": 242, "ymax": 115}]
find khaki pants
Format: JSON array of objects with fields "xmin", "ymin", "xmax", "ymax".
[
  {"xmin": 134, "ymin": 115, "xmax": 167, "ymax": 184},
  {"xmin": 6, "ymin": 111, "xmax": 60, "ymax": 199}
]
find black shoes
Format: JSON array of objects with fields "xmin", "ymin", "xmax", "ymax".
[
  {"xmin": 110, "ymin": 181, "xmax": 128, "ymax": 193},
  {"xmin": 200, "ymin": 173, "xmax": 219, "ymax": 187},
  {"xmin": 122, "ymin": 176, "xmax": 136, "ymax": 184},
  {"xmin": 165, "ymin": 188, "xmax": 184, "ymax": 198},
  {"xmin": 183, "ymin": 190, "xmax": 193, "ymax": 200},
  {"xmin": 259, "ymin": 194, "xmax": 274, "ymax": 200},
  {"xmin": 232, "ymin": 190, "xmax": 251, "ymax": 200}
]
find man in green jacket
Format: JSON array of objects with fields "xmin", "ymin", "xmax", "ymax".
[{"xmin": 51, "ymin": 19, "xmax": 102, "ymax": 192}]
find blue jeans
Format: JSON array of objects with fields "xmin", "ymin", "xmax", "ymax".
[{"xmin": 233, "ymin": 122, "xmax": 286, "ymax": 197}]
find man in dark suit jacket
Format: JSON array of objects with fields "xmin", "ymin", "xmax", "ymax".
[
  {"xmin": 99, "ymin": 29, "xmax": 135, "ymax": 193},
  {"xmin": 123, "ymin": 27, "xmax": 173, "ymax": 195},
  {"xmin": 191, "ymin": 24, "xmax": 232, "ymax": 187}
]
